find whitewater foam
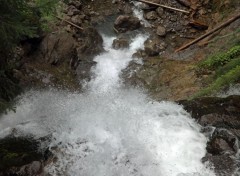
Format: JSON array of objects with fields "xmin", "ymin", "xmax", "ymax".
[{"xmin": 0, "ymin": 34, "xmax": 215, "ymax": 176}]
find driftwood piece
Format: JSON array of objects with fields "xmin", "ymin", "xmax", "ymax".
[
  {"xmin": 175, "ymin": 14, "xmax": 240, "ymax": 52},
  {"xmin": 133, "ymin": 0, "xmax": 190, "ymax": 14},
  {"xmin": 55, "ymin": 16, "xmax": 83, "ymax": 30}
]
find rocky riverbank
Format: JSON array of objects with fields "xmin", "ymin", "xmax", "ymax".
[{"xmin": 179, "ymin": 96, "xmax": 240, "ymax": 175}]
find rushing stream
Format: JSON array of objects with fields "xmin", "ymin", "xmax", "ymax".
[
  {"xmin": 0, "ymin": 6, "xmax": 216, "ymax": 175},
  {"xmin": 0, "ymin": 33, "xmax": 216, "ymax": 176}
]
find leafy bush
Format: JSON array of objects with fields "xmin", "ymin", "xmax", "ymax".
[
  {"xmin": 193, "ymin": 45, "xmax": 240, "ymax": 98},
  {"xmin": 192, "ymin": 65, "xmax": 240, "ymax": 98},
  {"xmin": 0, "ymin": 0, "xmax": 58, "ymax": 52},
  {"xmin": 197, "ymin": 45, "xmax": 240, "ymax": 71}
]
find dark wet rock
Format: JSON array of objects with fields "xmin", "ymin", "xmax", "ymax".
[
  {"xmin": 178, "ymin": 95, "xmax": 240, "ymax": 176},
  {"xmin": 112, "ymin": 38, "xmax": 130, "ymax": 49},
  {"xmin": 179, "ymin": 95, "xmax": 240, "ymax": 137},
  {"xmin": 75, "ymin": 27, "xmax": 104, "ymax": 81},
  {"xmin": 37, "ymin": 31, "xmax": 77, "ymax": 67},
  {"xmin": 156, "ymin": 26, "xmax": 166, "ymax": 37},
  {"xmin": 0, "ymin": 136, "xmax": 46, "ymax": 175},
  {"xmin": 144, "ymin": 11, "xmax": 158, "ymax": 20},
  {"xmin": 203, "ymin": 154, "xmax": 238, "ymax": 176},
  {"xmin": 199, "ymin": 113, "xmax": 240, "ymax": 130},
  {"xmin": 76, "ymin": 27, "xmax": 104, "ymax": 58},
  {"xmin": 178, "ymin": 95, "xmax": 240, "ymax": 121},
  {"xmin": 144, "ymin": 37, "xmax": 166, "ymax": 56},
  {"xmin": 114, "ymin": 15, "xmax": 141, "ymax": 33},
  {"xmin": 207, "ymin": 137, "xmax": 234, "ymax": 155}
]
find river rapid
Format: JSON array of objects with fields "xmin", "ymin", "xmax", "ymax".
[{"xmin": 0, "ymin": 5, "xmax": 216, "ymax": 176}]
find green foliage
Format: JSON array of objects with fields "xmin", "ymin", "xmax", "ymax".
[
  {"xmin": 192, "ymin": 65, "xmax": 240, "ymax": 98},
  {"xmin": 193, "ymin": 45, "xmax": 240, "ymax": 99},
  {"xmin": 34, "ymin": 0, "xmax": 59, "ymax": 31},
  {"xmin": 197, "ymin": 45, "xmax": 240, "ymax": 71},
  {"xmin": 214, "ymin": 57, "xmax": 240, "ymax": 78},
  {"xmin": 0, "ymin": 0, "xmax": 58, "ymax": 52},
  {"xmin": 0, "ymin": 0, "xmax": 58, "ymax": 114}
]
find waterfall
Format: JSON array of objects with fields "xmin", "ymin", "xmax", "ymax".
[
  {"xmin": 0, "ymin": 32, "xmax": 215, "ymax": 176},
  {"xmin": 0, "ymin": 0, "xmax": 218, "ymax": 173}
]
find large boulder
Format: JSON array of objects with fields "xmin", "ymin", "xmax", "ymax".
[
  {"xmin": 114, "ymin": 15, "xmax": 141, "ymax": 33},
  {"xmin": 37, "ymin": 31, "xmax": 77, "ymax": 67}
]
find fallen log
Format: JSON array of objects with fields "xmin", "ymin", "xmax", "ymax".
[
  {"xmin": 175, "ymin": 14, "xmax": 240, "ymax": 52},
  {"xmin": 133, "ymin": 0, "xmax": 190, "ymax": 14},
  {"xmin": 55, "ymin": 16, "xmax": 83, "ymax": 30}
]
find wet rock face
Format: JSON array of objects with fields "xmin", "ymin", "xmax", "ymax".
[
  {"xmin": 112, "ymin": 38, "xmax": 130, "ymax": 49},
  {"xmin": 37, "ymin": 32, "xmax": 77, "ymax": 67},
  {"xmin": 76, "ymin": 27, "xmax": 104, "ymax": 58},
  {"xmin": 0, "ymin": 136, "xmax": 46, "ymax": 176},
  {"xmin": 179, "ymin": 95, "xmax": 240, "ymax": 175},
  {"xmin": 114, "ymin": 15, "xmax": 141, "ymax": 33},
  {"xmin": 75, "ymin": 27, "xmax": 104, "ymax": 82}
]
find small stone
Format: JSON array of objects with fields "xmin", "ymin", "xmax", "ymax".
[
  {"xmin": 145, "ymin": 11, "xmax": 158, "ymax": 20},
  {"xmin": 156, "ymin": 7, "xmax": 164, "ymax": 16},
  {"xmin": 156, "ymin": 26, "xmax": 166, "ymax": 37}
]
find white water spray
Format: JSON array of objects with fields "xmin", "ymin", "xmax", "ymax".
[{"xmin": 0, "ymin": 33, "xmax": 215, "ymax": 176}]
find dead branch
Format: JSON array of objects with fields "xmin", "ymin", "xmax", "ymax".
[
  {"xmin": 55, "ymin": 16, "xmax": 83, "ymax": 30},
  {"xmin": 175, "ymin": 14, "xmax": 240, "ymax": 52},
  {"xmin": 133, "ymin": 0, "xmax": 190, "ymax": 14}
]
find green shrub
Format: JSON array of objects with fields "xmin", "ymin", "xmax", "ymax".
[
  {"xmin": 215, "ymin": 57, "xmax": 240, "ymax": 78},
  {"xmin": 192, "ymin": 65, "xmax": 240, "ymax": 98},
  {"xmin": 197, "ymin": 45, "xmax": 240, "ymax": 71}
]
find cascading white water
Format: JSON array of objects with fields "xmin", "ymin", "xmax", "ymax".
[{"xmin": 0, "ymin": 33, "xmax": 215, "ymax": 176}]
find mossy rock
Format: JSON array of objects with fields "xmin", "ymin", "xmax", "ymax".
[{"xmin": 0, "ymin": 136, "xmax": 44, "ymax": 171}]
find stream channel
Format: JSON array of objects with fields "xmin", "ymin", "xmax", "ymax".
[{"xmin": 0, "ymin": 5, "xmax": 217, "ymax": 176}]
